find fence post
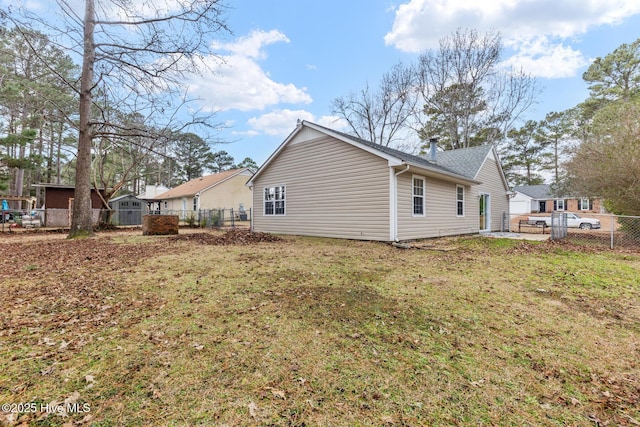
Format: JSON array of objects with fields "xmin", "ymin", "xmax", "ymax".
[
  {"xmin": 610, "ymin": 214, "xmax": 615, "ymax": 250},
  {"xmin": 231, "ymin": 208, "xmax": 235, "ymax": 228}
]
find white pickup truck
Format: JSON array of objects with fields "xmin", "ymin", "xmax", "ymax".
[{"xmin": 528, "ymin": 213, "xmax": 601, "ymax": 230}]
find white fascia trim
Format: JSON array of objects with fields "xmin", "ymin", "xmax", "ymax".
[{"xmin": 389, "ymin": 168, "xmax": 397, "ymax": 241}]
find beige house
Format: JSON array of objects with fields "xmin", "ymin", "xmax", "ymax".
[
  {"xmin": 246, "ymin": 121, "xmax": 510, "ymax": 242},
  {"xmin": 157, "ymin": 168, "xmax": 253, "ymax": 217}
]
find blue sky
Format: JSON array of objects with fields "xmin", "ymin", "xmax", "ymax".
[
  {"xmin": 5, "ymin": 0, "xmax": 640, "ymax": 167},
  {"xmin": 192, "ymin": 0, "xmax": 640, "ymax": 166}
]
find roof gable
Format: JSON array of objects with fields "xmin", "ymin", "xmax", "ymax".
[
  {"xmin": 157, "ymin": 168, "xmax": 251, "ymax": 199},
  {"xmin": 247, "ymin": 121, "xmax": 482, "ymax": 187},
  {"xmin": 435, "ymin": 144, "xmax": 494, "ymax": 179}
]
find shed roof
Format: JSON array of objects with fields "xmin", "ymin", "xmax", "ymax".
[
  {"xmin": 109, "ymin": 194, "xmax": 142, "ymax": 203},
  {"xmin": 156, "ymin": 168, "xmax": 251, "ymax": 199}
]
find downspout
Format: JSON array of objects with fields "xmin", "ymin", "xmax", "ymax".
[{"xmin": 391, "ymin": 164, "xmax": 410, "ymax": 241}]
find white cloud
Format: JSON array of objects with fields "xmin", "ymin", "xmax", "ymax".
[
  {"xmin": 384, "ymin": 0, "xmax": 640, "ymax": 78},
  {"xmin": 187, "ymin": 30, "xmax": 312, "ymax": 112},
  {"xmin": 245, "ymin": 110, "xmax": 347, "ymax": 136},
  {"xmin": 500, "ymin": 37, "xmax": 590, "ymax": 78}
]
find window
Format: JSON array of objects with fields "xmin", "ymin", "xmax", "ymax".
[
  {"xmin": 578, "ymin": 198, "xmax": 591, "ymax": 211},
  {"xmin": 412, "ymin": 176, "xmax": 425, "ymax": 216},
  {"xmin": 554, "ymin": 199, "xmax": 566, "ymax": 211},
  {"xmin": 193, "ymin": 197, "xmax": 198, "ymax": 211},
  {"xmin": 456, "ymin": 185, "xmax": 464, "ymax": 216},
  {"xmin": 264, "ymin": 185, "xmax": 285, "ymax": 215}
]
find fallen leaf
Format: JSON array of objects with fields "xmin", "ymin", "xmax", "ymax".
[
  {"xmin": 43, "ymin": 337, "xmax": 56, "ymax": 346},
  {"xmin": 381, "ymin": 415, "xmax": 395, "ymax": 424},
  {"xmin": 265, "ymin": 387, "xmax": 286, "ymax": 399},
  {"xmin": 64, "ymin": 391, "xmax": 80, "ymax": 405},
  {"xmin": 248, "ymin": 401, "xmax": 258, "ymax": 418}
]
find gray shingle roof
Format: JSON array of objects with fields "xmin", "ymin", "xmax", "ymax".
[
  {"xmin": 435, "ymin": 144, "xmax": 494, "ymax": 179},
  {"xmin": 513, "ymin": 184, "xmax": 551, "ymax": 199},
  {"xmin": 311, "ymin": 122, "xmax": 487, "ymax": 182},
  {"xmin": 248, "ymin": 121, "xmax": 498, "ymax": 187}
]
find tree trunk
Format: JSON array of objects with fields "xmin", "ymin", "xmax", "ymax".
[{"xmin": 69, "ymin": 0, "xmax": 96, "ymax": 238}]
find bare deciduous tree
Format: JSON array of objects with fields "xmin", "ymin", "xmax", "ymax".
[
  {"xmin": 6, "ymin": 0, "xmax": 230, "ymax": 237},
  {"xmin": 417, "ymin": 28, "xmax": 538, "ymax": 150},
  {"xmin": 331, "ymin": 61, "xmax": 417, "ymax": 147}
]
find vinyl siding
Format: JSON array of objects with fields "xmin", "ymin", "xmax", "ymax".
[
  {"xmin": 252, "ymin": 135, "xmax": 390, "ymax": 240},
  {"xmin": 197, "ymin": 172, "xmax": 253, "ymax": 210},
  {"xmin": 474, "ymin": 155, "xmax": 510, "ymax": 231},
  {"xmin": 397, "ymin": 173, "xmax": 477, "ymax": 240},
  {"xmin": 396, "ymin": 150, "xmax": 509, "ymax": 240},
  {"xmin": 162, "ymin": 173, "xmax": 253, "ymax": 213}
]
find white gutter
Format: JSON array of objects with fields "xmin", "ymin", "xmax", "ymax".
[{"xmin": 390, "ymin": 164, "xmax": 410, "ymax": 241}]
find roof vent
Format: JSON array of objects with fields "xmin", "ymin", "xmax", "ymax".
[{"xmin": 429, "ymin": 138, "xmax": 438, "ymax": 163}]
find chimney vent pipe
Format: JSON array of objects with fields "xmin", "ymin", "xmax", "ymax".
[{"xmin": 429, "ymin": 138, "xmax": 438, "ymax": 162}]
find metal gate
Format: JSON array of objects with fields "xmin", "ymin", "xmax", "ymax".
[{"xmin": 551, "ymin": 211, "xmax": 568, "ymax": 240}]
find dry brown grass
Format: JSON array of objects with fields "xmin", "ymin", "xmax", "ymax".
[{"xmin": 1, "ymin": 230, "xmax": 639, "ymax": 426}]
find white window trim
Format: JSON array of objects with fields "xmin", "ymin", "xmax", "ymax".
[
  {"xmin": 456, "ymin": 185, "xmax": 465, "ymax": 217},
  {"xmin": 579, "ymin": 198, "xmax": 590, "ymax": 211},
  {"xmin": 263, "ymin": 185, "xmax": 286, "ymax": 216},
  {"xmin": 412, "ymin": 175, "xmax": 425, "ymax": 217},
  {"xmin": 556, "ymin": 199, "xmax": 565, "ymax": 211}
]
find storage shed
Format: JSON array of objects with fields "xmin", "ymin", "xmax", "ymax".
[{"xmin": 108, "ymin": 194, "xmax": 144, "ymax": 225}]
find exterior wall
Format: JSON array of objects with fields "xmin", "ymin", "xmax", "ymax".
[
  {"xmin": 252, "ymin": 135, "xmax": 391, "ymax": 241},
  {"xmin": 45, "ymin": 188, "xmax": 105, "ymax": 209},
  {"xmin": 163, "ymin": 197, "xmax": 191, "ymax": 213},
  {"xmin": 553, "ymin": 198, "xmax": 604, "ymax": 214},
  {"xmin": 512, "ymin": 196, "xmax": 605, "ymax": 215},
  {"xmin": 161, "ymin": 172, "xmax": 253, "ymax": 216},
  {"xmin": 397, "ymin": 173, "xmax": 477, "ymax": 240},
  {"xmin": 198, "ymin": 172, "xmax": 253, "ymax": 210},
  {"xmin": 509, "ymin": 192, "xmax": 532, "ymax": 215},
  {"xmin": 473, "ymin": 155, "xmax": 510, "ymax": 231}
]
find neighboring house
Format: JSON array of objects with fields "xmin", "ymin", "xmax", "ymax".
[
  {"xmin": 138, "ymin": 184, "xmax": 171, "ymax": 214},
  {"xmin": 156, "ymin": 168, "xmax": 253, "ymax": 217},
  {"xmin": 510, "ymin": 184, "xmax": 605, "ymax": 215},
  {"xmin": 138, "ymin": 184, "xmax": 170, "ymax": 200},
  {"xmin": 34, "ymin": 184, "xmax": 105, "ymax": 227},
  {"xmin": 108, "ymin": 194, "xmax": 144, "ymax": 225},
  {"xmin": 246, "ymin": 120, "xmax": 510, "ymax": 242}
]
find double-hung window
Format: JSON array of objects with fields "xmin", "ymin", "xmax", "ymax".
[
  {"xmin": 578, "ymin": 198, "xmax": 590, "ymax": 211},
  {"xmin": 264, "ymin": 185, "xmax": 286, "ymax": 215},
  {"xmin": 412, "ymin": 176, "xmax": 425, "ymax": 216},
  {"xmin": 456, "ymin": 185, "xmax": 464, "ymax": 217}
]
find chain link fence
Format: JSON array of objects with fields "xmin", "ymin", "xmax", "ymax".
[
  {"xmin": 508, "ymin": 212, "xmax": 640, "ymax": 250},
  {"xmin": 151, "ymin": 208, "xmax": 252, "ymax": 229},
  {"xmin": 1, "ymin": 207, "xmax": 252, "ymax": 230}
]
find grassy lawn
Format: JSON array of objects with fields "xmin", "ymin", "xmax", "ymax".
[{"xmin": 1, "ymin": 230, "xmax": 639, "ymax": 426}]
